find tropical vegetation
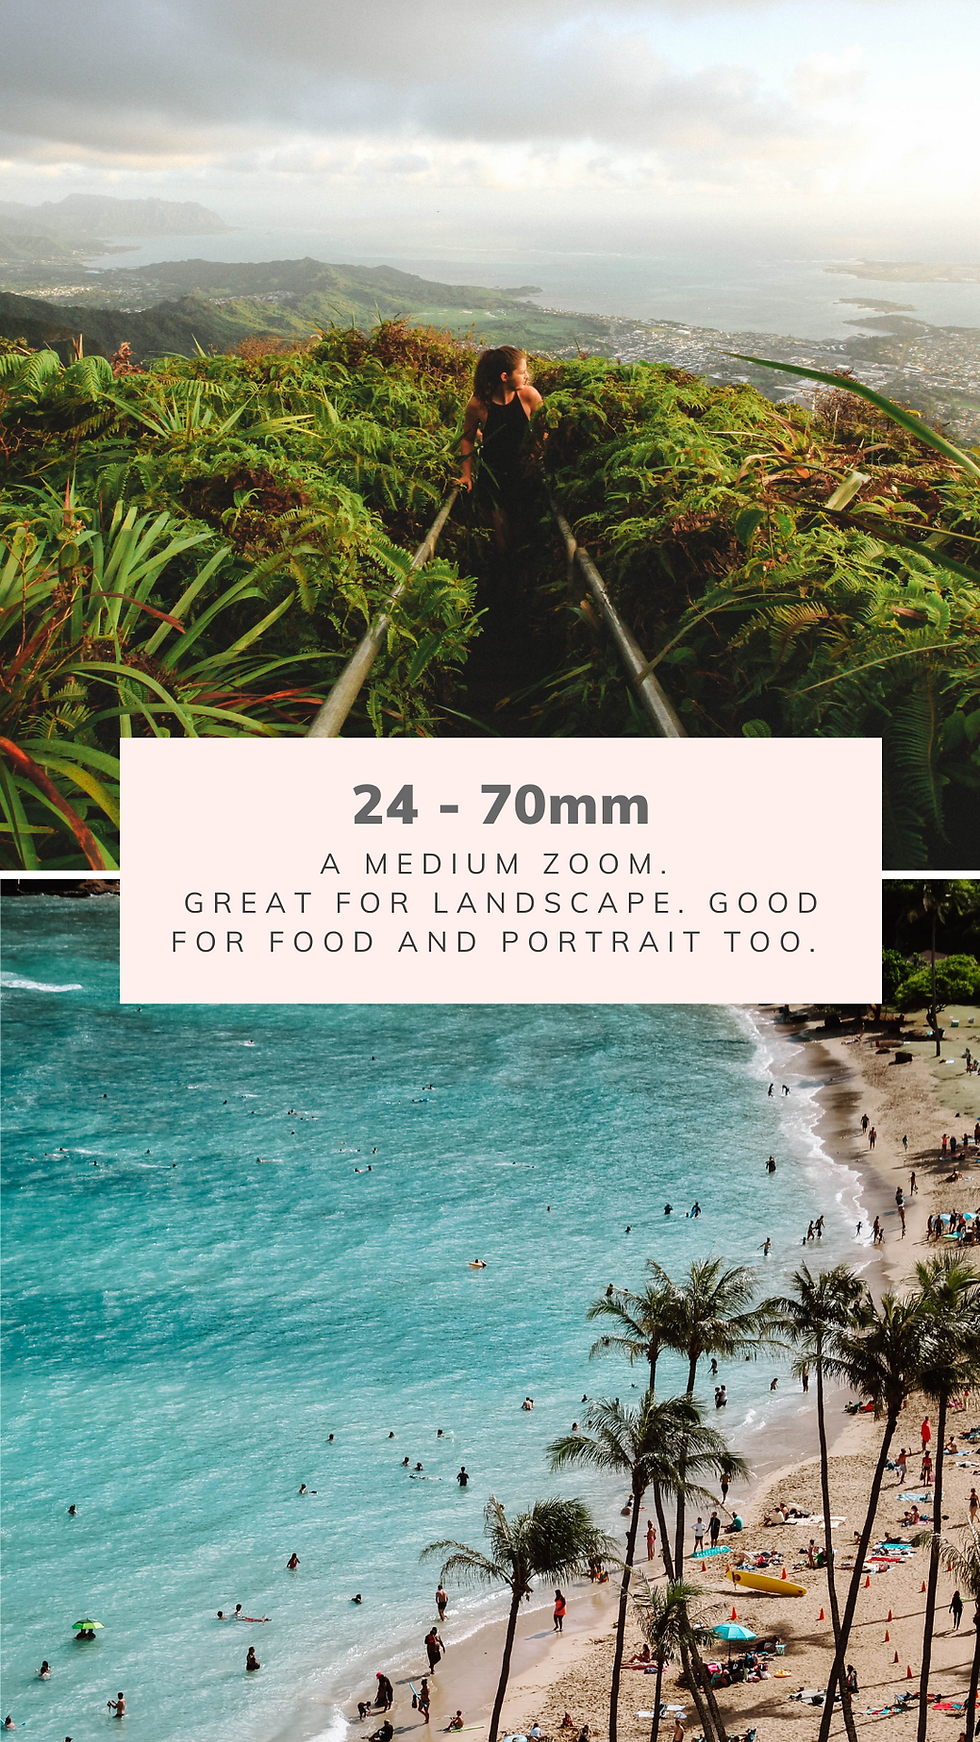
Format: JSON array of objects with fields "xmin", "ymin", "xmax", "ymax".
[
  {"xmin": 421, "ymin": 1495, "xmax": 612, "ymax": 1742},
  {"xmin": 2, "ymin": 322, "xmax": 978, "ymax": 867}
]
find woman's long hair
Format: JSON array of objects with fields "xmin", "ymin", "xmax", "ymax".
[{"xmin": 472, "ymin": 346, "xmax": 526, "ymax": 406}]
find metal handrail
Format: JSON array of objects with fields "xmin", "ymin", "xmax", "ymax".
[
  {"xmin": 307, "ymin": 489, "xmax": 459, "ymax": 738},
  {"xmin": 548, "ymin": 494, "xmax": 685, "ymax": 738},
  {"xmin": 307, "ymin": 480, "xmax": 684, "ymax": 739}
]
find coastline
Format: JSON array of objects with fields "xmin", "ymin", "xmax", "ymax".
[{"xmin": 328, "ymin": 1010, "xmax": 980, "ymax": 1742}]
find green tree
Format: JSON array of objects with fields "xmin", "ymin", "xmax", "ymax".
[
  {"xmin": 912, "ymin": 1256, "xmax": 980, "ymax": 1742},
  {"xmin": 585, "ymin": 1278, "xmax": 678, "ymax": 1392},
  {"xmin": 772, "ymin": 1265, "xmax": 871, "ymax": 1742},
  {"xmin": 648, "ymin": 1256, "xmax": 776, "ymax": 1569},
  {"xmin": 548, "ymin": 1394, "xmax": 745, "ymax": 1742},
  {"xmin": 819, "ymin": 1292, "xmax": 926, "ymax": 1742},
  {"xmin": 895, "ymin": 954, "xmax": 980, "ymax": 1014},
  {"xmin": 630, "ymin": 1574, "xmax": 716, "ymax": 1742},
  {"xmin": 421, "ymin": 1496, "xmax": 610, "ymax": 1742}
]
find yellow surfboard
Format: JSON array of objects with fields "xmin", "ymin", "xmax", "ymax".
[{"xmin": 726, "ymin": 1566, "xmax": 807, "ymax": 1597}]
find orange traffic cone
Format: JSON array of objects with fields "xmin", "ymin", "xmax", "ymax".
[
  {"xmin": 781, "ymin": 1567, "xmax": 787, "ymax": 1580},
  {"xmin": 818, "ymin": 1607, "xmax": 825, "ymax": 1621},
  {"xmin": 887, "ymin": 1610, "xmax": 893, "ymax": 1622},
  {"xmin": 893, "ymin": 1651, "xmax": 899, "ymax": 1665},
  {"xmin": 907, "ymin": 1665, "xmax": 913, "ymax": 1680},
  {"xmin": 865, "ymin": 1574, "xmax": 871, "ymax": 1588},
  {"xmin": 731, "ymin": 1607, "xmax": 738, "ymax": 1620},
  {"xmin": 884, "ymin": 1630, "xmax": 890, "ymax": 1642},
  {"xmin": 922, "ymin": 1580, "xmax": 927, "ymax": 1593}
]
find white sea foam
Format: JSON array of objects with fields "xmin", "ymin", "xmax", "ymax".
[{"xmin": 1, "ymin": 974, "xmax": 83, "ymax": 992}]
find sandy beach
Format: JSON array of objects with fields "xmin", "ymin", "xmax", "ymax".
[{"xmin": 338, "ymin": 1006, "xmax": 980, "ymax": 1742}]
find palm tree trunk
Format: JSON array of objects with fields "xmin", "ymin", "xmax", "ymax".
[
  {"xmin": 917, "ymin": 1393, "xmax": 948, "ymax": 1741},
  {"xmin": 679, "ymin": 1638, "xmax": 717, "ymax": 1742},
  {"xmin": 653, "ymin": 1484, "xmax": 674, "ymax": 1580},
  {"xmin": 817, "ymin": 1412, "xmax": 898, "ymax": 1742},
  {"xmin": 689, "ymin": 1638, "xmax": 728, "ymax": 1742},
  {"xmin": 649, "ymin": 1658, "xmax": 665, "ymax": 1742},
  {"xmin": 609, "ymin": 1490, "xmax": 643, "ymax": 1742},
  {"xmin": 488, "ymin": 1587, "xmax": 523, "ymax": 1742},
  {"xmin": 965, "ymin": 1604, "xmax": 980, "ymax": 1742},
  {"xmin": 815, "ymin": 1362, "xmax": 858, "ymax": 1742},
  {"xmin": 673, "ymin": 1355, "xmax": 699, "ymax": 1571}
]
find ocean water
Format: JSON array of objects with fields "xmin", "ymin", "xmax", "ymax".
[
  {"xmin": 1, "ymin": 895, "xmax": 870, "ymax": 1742},
  {"xmin": 81, "ymin": 232, "xmax": 980, "ymax": 338}
]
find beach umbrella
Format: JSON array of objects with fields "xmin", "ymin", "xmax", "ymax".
[
  {"xmin": 72, "ymin": 1618, "xmax": 105, "ymax": 1632},
  {"xmin": 713, "ymin": 1621, "xmax": 756, "ymax": 1663}
]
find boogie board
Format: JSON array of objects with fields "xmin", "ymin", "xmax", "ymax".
[{"xmin": 727, "ymin": 1567, "xmax": 807, "ymax": 1597}]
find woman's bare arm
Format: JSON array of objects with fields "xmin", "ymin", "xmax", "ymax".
[{"xmin": 458, "ymin": 396, "xmax": 486, "ymax": 490}]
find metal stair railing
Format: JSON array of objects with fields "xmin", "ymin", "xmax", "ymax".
[
  {"xmin": 307, "ymin": 488, "xmax": 459, "ymax": 738},
  {"xmin": 548, "ymin": 493, "xmax": 685, "ymax": 738}
]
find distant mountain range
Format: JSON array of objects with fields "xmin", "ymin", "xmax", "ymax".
[{"xmin": 0, "ymin": 195, "xmax": 232, "ymax": 265}]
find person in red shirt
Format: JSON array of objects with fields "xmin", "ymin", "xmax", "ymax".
[{"xmin": 921, "ymin": 1417, "xmax": 932, "ymax": 1452}]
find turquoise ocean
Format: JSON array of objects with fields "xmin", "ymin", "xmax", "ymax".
[{"xmin": 2, "ymin": 895, "xmax": 871, "ymax": 1742}]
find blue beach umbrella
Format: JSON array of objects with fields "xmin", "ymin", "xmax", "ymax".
[{"xmin": 713, "ymin": 1621, "xmax": 756, "ymax": 1662}]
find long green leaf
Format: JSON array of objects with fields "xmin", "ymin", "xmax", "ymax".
[{"xmin": 729, "ymin": 355, "xmax": 980, "ymax": 481}]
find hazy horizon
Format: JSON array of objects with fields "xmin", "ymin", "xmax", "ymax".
[{"xmin": 2, "ymin": 0, "xmax": 978, "ymax": 267}]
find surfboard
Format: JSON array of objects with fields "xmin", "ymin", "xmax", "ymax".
[
  {"xmin": 726, "ymin": 1566, "xmax": 807, "ymax": 1597},
  {"xmin": 691, "ymin": 1545, "xmax": 729, "ymax": 1558}
]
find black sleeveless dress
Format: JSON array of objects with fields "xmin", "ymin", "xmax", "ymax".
[{"xmin": 480, "ymin": 391, "xmax": 530, "ymax": 514}]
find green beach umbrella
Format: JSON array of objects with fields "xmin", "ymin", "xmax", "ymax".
[{"xmin": 72, "ymin": 1618, "xmax": 105, "ymax": 1631}]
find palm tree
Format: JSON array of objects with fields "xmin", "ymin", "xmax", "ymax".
[
  {"xmin": 649, "ymin": 1256, "xmax": 777, "ymax": 1569},
  {"xmin": 772, "ymin": 1264, "xmax": 870, "ymax": 1742},
  {"xmin": 818, "ymin": 1290, "xmax": 926, "ymax": 1742},
  {"xmin": 630, "ymin": 1574, "xmax": 716, "ymax": 1742},
  {"xmin": 421, "ymin": 1496, "xmax": 610, "ymax": 1742},
  {"xmin": 934, "ymin": 1528, "xmax": 980, "ymax": 1742},
  {"xmin": 912, "ymin": 1256, "xmax": 980, "ymax": 1742},
  {"xmin": 586, "ymin": 1278, "xmax": 678, "ymax": 1393},
  {"xmin": 548, "ymin": 1393, "xmax": 745, "ymax": 1742}
]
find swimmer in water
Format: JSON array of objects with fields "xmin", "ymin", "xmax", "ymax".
[
  {"xmin": 107, "ymin": 1693, "xmax": 126, "ymax": 1717},
  {"xmin": 287, "ymin": 1553, "xmax": 300, "ymax": 1570},
  {"xmin": 37, "ymin": 1662, "xmax": 51, "ymax": 1679},
  {"xmin": 352, "ymin": 1594, "xmax": 362, "ymax": 1604},
  {"xmin": 245, "ymin": 1648, "xmax": 260, "ymax": 1672},
  {"xmin": 664, "ymin": 1204, "xmax": 672, "ymax": 1216},
  {"xmin": 67, "ymin": 1504, "xmax": 77, "ymax": 1515}
]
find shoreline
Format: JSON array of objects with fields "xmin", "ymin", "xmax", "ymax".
[
  {"xmin": 317, "ymin": 1010, "xmax": 915, "ymax": 1742},
  {"xmin": 500, "ymin": 1012, "xmax": 978, "ymax": 1741},
  {"xmin": 322, "ymin": 1009, "xmax": 980, "ymax": 1742}
]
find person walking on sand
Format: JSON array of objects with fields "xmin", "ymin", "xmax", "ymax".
[
  {"xmin": 970, "ymin": 1489, "xmax": 979, "ymax": 1525},
  {"xmin": 895, "ymin": 1447, "xmax": 907, "ymax": 1484},
  {"xmin": 921, "ymin": 1449, "xmax": 934, "ymax": 1485},
  {"xmin": 720, "ymin": 1474, "xmax": 730, "ymax": 1508},
  {"xmin": 861, "ymin": 1114, "xmax": 869, "ymax": 1133},
  {"xmin": 693, "ymin": 1517, "xmax": 705, "ymax": 1554},
  {"xmin": 436, "ymin": 1584, "xmax": 448, "ymax": 1620},
  {"xmin": 950, "ymin": 1589, "xmax": 964, "ymax": 1630},
  {"xmin": 922, "ymin": 1416, "xmax": 932, "ymax": 1453},
  {"xmin": 709, "ymin": 1511, "xmax": 721, "ymax": 1546},
  {"xmin": 418, "ymin": 1679, "xmax": 431, "ymax": 1724},
  {"xmin": 801, "ymin": 1364, "xmax": 810, "ymax": 1393},
  {"xmin": 553, "ymin": 1589, "xmax": 567, "ymax": 1631},
  {"xmin": 646, "ymin": 1518, "xmax": 656, "ymax": 1560},
  {"xmin": 424, "ymin": 1628, "xmax": 444, "ymax": 1672},
  {"xmin": 868, "ymin": 1125, "xmax": 877, "ymax": 1149}
]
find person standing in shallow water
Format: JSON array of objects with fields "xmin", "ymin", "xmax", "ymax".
[{"xmin": 458, "ymin": 347, "xmax": 543, "ymax": 551}]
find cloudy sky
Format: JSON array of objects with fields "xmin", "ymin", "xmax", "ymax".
[{"xmin": 1, "ymin": 0, "xmax": 977, "ymax": 255}]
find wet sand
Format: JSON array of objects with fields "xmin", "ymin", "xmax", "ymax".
[{"xmin": 333, "ymin": 1010, "xmax": 979, "ymax": 1742}]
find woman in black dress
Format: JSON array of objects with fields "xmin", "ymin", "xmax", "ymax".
[{"xmin": 459, "ymin": 346, "xmax": 543, "ymax": 549}]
